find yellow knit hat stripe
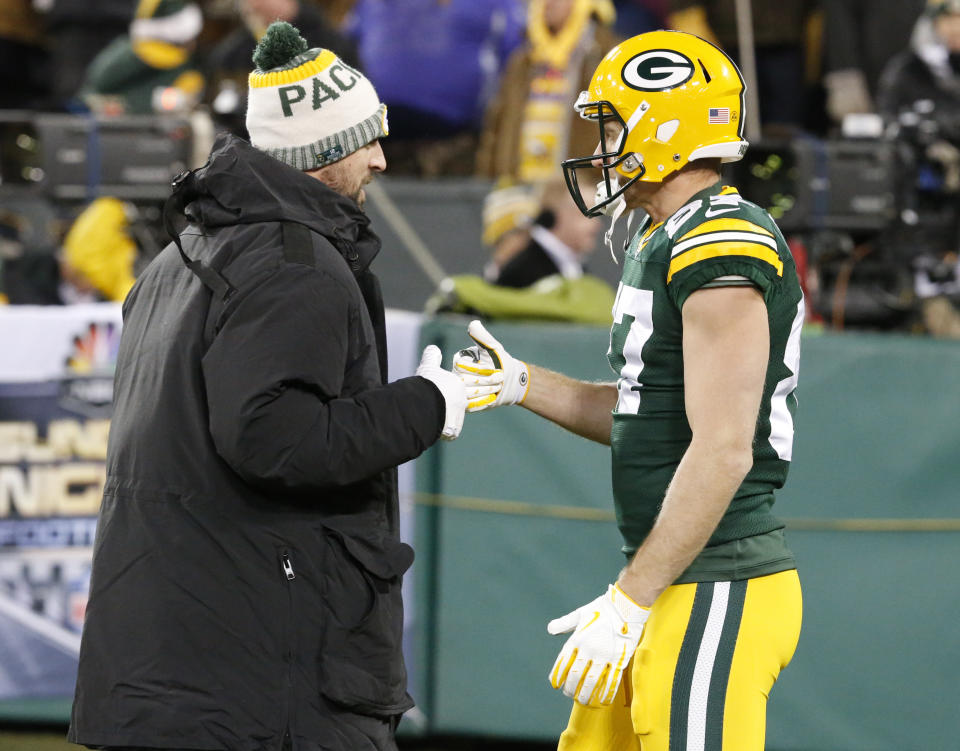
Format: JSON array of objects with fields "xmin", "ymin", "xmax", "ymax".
[{"xmin": 248, "ymin": 49, "xmax": 338, "ymax": 89}]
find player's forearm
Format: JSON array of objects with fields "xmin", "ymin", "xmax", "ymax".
[
  {"xmin": 616, "ymin": 438, "xmax": 753, "ymax": 606},
  {"xmin": 521, "ymin": 364, "xmax": 617, "ymax": 445}
]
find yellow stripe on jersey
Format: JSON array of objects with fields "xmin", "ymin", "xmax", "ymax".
[
  {"xmin": 638, "ymin": 221, "xmax": 663, "ymax": 253},
  {"xmin": 667, "ymin": 242, "xmax": 784, "ymax": 282},
  {"xmin": 672, "ymin": 226, "xmax": 777, "ymax": 261},
  {"xmin": 678, "ymin": 218, "xmax": 774, "ymax": 241}
]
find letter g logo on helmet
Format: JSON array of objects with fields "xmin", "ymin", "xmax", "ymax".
[{"xmin": 621, "ymin": 50, "xmax": 695, "ymax": 92}]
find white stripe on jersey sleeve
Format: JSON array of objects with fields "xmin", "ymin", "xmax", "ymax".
[{"xmin": 671, "ymin": 231, "xmax": 778, "ymax": 258}]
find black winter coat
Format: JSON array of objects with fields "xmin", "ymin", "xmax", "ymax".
[
  {"xmin": 877, "ymin": 49, "xmax": 960, "ymax": 126},
  {"xmin": 68, "ymin": 134, "xmax": 445, "ymax": 751},
  {"xmin": 495, "ymin": 241, "xmax": 565, "ymax": 288}
]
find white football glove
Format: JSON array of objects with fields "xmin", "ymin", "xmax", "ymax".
[
  {"xmin": 452, "ymin": 320, "xmax": 529, "ymax": 412},
  {"xmin": 415, "ymin": 345, "xmax": 469, "ymax": 440},
  {"xmin": 547, "ymin": 584, "xmax": 650, "ymax": 706}
]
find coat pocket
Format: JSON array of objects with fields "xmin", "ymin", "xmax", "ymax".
[{"xmin": 318, "ymin": 528, "xmax": 415, "ymax": 717}]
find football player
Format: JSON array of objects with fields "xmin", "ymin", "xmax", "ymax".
[{"xmin": 454, "ymin": 30, "xmax": 804, "ymax": 751}]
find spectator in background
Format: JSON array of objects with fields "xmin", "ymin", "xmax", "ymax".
[
  {"xmin": 493, "ymin": 177, "xmax": 601, "ymax": 288},
  {"xmin": 0, "ymin": 0, "xmax": 50, "ymax": 109},
  {"xmin": 60, "ymin": 198, "xmax": 137, "ymax": 303},
  {"xmin": 0, "ymin": 199, "xmax": 138, "ymax": 306},
  {"xmin": 877, "ymin": 0, "xmax": 960, "ymax": 120},
  {"xmin": 481, "ymin": 179, "xmax": 540, "ymax": 281},
  {"xmin": 477, "ymin": 0, "xmax": 620, "ymax": 184},
  {"xmin": 666, "ymin": 0, "xmax": 821, "ymax": 132},
  {"xmin": 204, "ymin": 0, "xmax": 360, "ymax": 138},
  {"xmin": 79, "ymin": 0, "xmax": 205, "ymax": 116},
  {"xmin": 345, "ymin": 0, "xmax": 526, "ymax": 176},
  {"xmin": 876, "ymin": 0, "xmax": 960, "ymax": 338},
  {"xmin": 40, "ymin": 0, "xmax": 136, "ymax": 110},
  {"xmin": 428, "ymin": 178, "xmax": 612, "ymax": 324},
  {"xmin": 823, "ymin": 0, "xmax": 926, "ymax": 128}
]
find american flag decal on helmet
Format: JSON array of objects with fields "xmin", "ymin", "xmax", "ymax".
[{"xmin": 708, "ymin": 107, "xmax": 731, "ymax": 124}]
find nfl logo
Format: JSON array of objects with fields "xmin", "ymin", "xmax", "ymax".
[{"xmin": 708, "ymin": 107, "xmax": 731, "ymax": 124}]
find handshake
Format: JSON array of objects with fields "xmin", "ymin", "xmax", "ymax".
[{"xmin": 415, "ymin": 320, "xmax": 530, "ymax": 441}]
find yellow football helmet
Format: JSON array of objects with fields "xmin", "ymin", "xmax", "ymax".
[{"xmin": 562, "ymin": 30, "xmax": 748, "ymax": 216}]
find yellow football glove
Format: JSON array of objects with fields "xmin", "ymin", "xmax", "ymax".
[
  {"xmin": 548, "ymin": 584, "xmax": 650, "ymax": 706},
  {"xmin": 452, "ymin": 320, "xmax": 529, "ymax": 412}
]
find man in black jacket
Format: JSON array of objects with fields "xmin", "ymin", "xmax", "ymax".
[
  {"xmin": 68, "ymin": 21, "xmax": 472, "ymax": 751},
  {"xmin": 493, "ymin": 177, "xmax": 601, "ymax": 288}
]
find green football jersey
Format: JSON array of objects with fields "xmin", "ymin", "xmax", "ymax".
[{"xmin": 608, "ymin": 181, "xmax": 804, "ymax": 582}]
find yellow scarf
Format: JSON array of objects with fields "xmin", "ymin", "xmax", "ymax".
[
  {"xmin": 132, "ymin": 39, "xmax": 189, "ymax": 69},
  {"xmin": 528, "ymin": 0, "xmax": 615, "ymax": 70}
]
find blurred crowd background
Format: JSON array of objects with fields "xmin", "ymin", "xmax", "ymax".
[{"xmin": 2, "ymin": 0, "xmax": 960, "ymax": 337}]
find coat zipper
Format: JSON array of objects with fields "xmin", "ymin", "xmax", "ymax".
[
  {"xmin": 281, "ymin": 552, "xmax": 296, "ymax": 580},
  {"xmin": 280, "ymin": 549, "xmax": 295, "ymax": 750}
]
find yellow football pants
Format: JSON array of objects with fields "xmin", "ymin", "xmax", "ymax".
[{"xmin": 557, "ymin": 569, "xmax": 802, "ymax": 751}]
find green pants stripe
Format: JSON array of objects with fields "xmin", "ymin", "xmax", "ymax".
[
  {"xmin": 670, "ymin": 580, "xmax": 748, "ymax": 751},
  {"xmin": 669, "ymin": 581, "xmax": 713, "ymax": 751}
]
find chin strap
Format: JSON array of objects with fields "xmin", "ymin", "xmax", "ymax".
[
  {"xmin": 594, "ymin": 178, "xmax": 622, "ymax": 263},
  {"xmin": 606, "ymin": 207, "xmax": 636, "ymax": 264},
  {"xmin": 597, "ymin": 187, "xmax": 636, "ymax": 265},
  {"xmin": 594, "ymin": 173, "xmax": 641, "ymax": 264},
  {"xmin": 604, "ymin": 201, "xmax": 625, "ymax": 264}
]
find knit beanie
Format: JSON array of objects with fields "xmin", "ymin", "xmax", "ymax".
[
  {"xmin": 246, "ymin": 21, "xmax": 388, "ymax": 171},
  {"xmin": 482, "ymin": 180, "xmax": 539, "ymax": 247}
]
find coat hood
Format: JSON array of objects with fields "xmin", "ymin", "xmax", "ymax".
[{"xmin": 177, "ymin": 132, "xmax": 381, "ymax": 272}]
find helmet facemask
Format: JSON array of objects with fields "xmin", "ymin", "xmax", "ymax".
[{"xmin": 562, "ymin": 93, "xmax": 644, "ymax": 218}]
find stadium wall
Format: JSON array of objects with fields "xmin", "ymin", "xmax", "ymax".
[
  {"xmin": 1, "ymin": 308, "xmax": 958, "ymax": 750},
  {"xmin": 414, "ymin": 316, "xmax": 960, "ymax": 750}
]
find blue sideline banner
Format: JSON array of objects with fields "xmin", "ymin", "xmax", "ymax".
[
  {"xmin": 0, "ymin": 303, "xmax": 424, "ymax": 713},
  {"xmin": 0, "ymin": 303, "xmax": 121, "ymax": 701}
]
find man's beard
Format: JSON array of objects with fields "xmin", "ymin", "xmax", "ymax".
[
  {"xmin": 353, "ymin": 184, "xmax": 366, "ymax": 208},
  {"xmin": 328, "ymin": 168, "xmax": 367, "ymax": 207}
]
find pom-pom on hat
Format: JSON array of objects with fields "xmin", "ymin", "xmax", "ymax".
[{"xmin": 246, "ymin": 21, "xmax": 388, "ymax": 171}]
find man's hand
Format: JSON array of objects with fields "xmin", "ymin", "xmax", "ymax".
[
  {"xmin": 547, "ymin": 584, "xmax": 649, "ymax": 706},
  {"xmin": 416, "ymin": 345, "xmax": 471, "ymax": 440},
  {"xmin": 452, "ymin": 320, "xmax": 529, "ymax": 412}
]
